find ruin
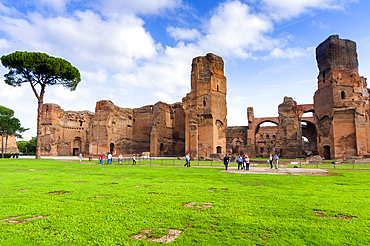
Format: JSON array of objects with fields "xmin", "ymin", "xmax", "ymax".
[
  {"xmin": 40, "ymin": 53, "xmax": 224, "ymax": 158},
  {"xmin": 40, "ymin": 35, "xmax": 370, "ymax": 160}
]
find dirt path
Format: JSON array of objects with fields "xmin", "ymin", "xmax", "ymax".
[{"xmin": 56, "ymin": 159, "xmax": 343, "ymax": 176}]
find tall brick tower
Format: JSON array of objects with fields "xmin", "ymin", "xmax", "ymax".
[
  {"xmin": 314, "ymin": 35, "xmax": 370, "ymax": 160},
  {"xmin": 182, "ymin": 53, "xmax": 227, "ymax": 158}
]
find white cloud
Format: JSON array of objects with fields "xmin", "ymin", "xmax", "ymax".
[
  {"xmin": 198, "ymin": 1, "xmax": 276, "ymax": 59},
  {"xmin": 0, "ymin": 11, "xmax": 158, "ymax": 72},
  {"xmin": 81, "ymin": 69, "xmax": 108, "ymax": 84},
  {"xmin": 268, "ymin": 46, "xmax": 313, "ymax": 59},
  {"xmin": 155, "ymin": 91, "xmax": 173, "ymax": 102},
  {"xmin": 260, "ymin": 0, "xmax": 352, "ymax": 20},
  {"xmin": 167, "ymin": 26, "xmax": 201, "ymax": 41},
  {"xmin": 37, "ymin": 0, "xmax": 71, "ymax": 13},
  {"xmin": 95, "ymin": 0, "xmax": 182, "ymax": 16}
]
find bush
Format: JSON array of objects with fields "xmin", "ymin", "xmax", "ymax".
[{"xmin": 0, "ymin": 153, "xmax": 11, "ymax": 158}]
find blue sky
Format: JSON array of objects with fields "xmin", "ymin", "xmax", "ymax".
[{"xmin": 0, "ymin": 0, "xmax": 369, "ymax": 141}]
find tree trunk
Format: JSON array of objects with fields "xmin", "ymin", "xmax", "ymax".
[
  {"xmin": 36, "ymin": 99, "xmax": 43, "ymax": 159},
  {"xmin": 5, "ymin": 134, "xmax": 8, "ymax": 154},
  {"xmin": 1, "ymin": 133, "xmax": 4, "ymax": 159}
]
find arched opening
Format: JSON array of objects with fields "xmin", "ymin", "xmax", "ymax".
[
  {"xmin": 341, "ymin": 91, "xmax": 345, "ymax": 99},
  {"xmin": 323, "ymin": 145, "xmax": 331, "ymax": 160},
  {"xmin": 216, "ymin": 146, "xmax": 222, "ymax": 154},
  {"xmin": 73, "ymin": 137, "xmax": 82, "ymax": 156},
  {"xmin": 301, "ymin": 121, "xmax": 318, "ymax": 156},
  {"xmin": 110, "ymin": 143, "xmax": 115, "ymax": 154},
  {"xmin": 203, "ymin": 99, "xmax": 206, "ymax": 107},
  {"xmin": 302, "ymin": 111, "xmax": 313, "ymax": 117},
  {"xmin": 217, "ymin": 84, "xmax": 219, "ymax": 92},
  {"xmin": 254, "ymin": 121, "xmax": 278, "ymax": 157}
]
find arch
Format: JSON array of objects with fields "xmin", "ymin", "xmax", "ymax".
[
  {"xmin": 341, "ymin": 91, "xmax": 345, "ymax": 99},
  {"xmin": 301, "ymin": 120, "xmax": 318, "ymax": 156},
  {"xmin": 73, "ymin": 137, "xmax": 82, "ymax": 156},
  {"xmin": 203, "ymin": 99, "xmax": 206, "ymax": 107},
  {"xmin": 253, "ymin": 119, "xmax": 278, "ymax": 158},
  {"xmin": 110, "ymin": 142, "xmax": 115, "ymax": 154}
]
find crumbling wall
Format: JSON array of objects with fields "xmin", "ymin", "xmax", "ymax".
[
  {"xmin": 275, "ymin": 97, "xmax": 304, "ymax": 158},
  {"xmin": 1, "ymin": 135, "xmax": 19, "ymax": 153},
  {"xmin": 40, "ymin": 103, "xmax": 93, "ymax": 156},
  {"xmin": 183, "ymin": 53, "xmax": 227, "ymax": 158},
  {"xmin": 314, "ymin": 35, "xmax": 370, "ymax": 159}
]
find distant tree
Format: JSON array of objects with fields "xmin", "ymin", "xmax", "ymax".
[
  {"xmin": 1, "ymin": 51, "xmax": 81, "ymax": 159},
  {"xmin": 0, "ymin": 105, "xmax": 28, "ymax": 158},
  {"xmin": 17, "ymin": 136, "xmax": 37, "ymax": 155},
  {"xmin": 0, "ymin": 106, "xmax": 14, "ymax": 117}
]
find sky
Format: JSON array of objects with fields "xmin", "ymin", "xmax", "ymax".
[{"xmin": 0, "ymin": 0, "xmax": 370, "ymax": 141}]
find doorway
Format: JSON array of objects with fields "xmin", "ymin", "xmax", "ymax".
[
  {"xmin": 110, "ymin": 143, "xmax": 115, "ymax": 154},
  {"xmin": 323, "ymin": 145, "xmax": 331, "ymax": 160}
]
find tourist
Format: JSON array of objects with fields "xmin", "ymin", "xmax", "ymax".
[
  {"xmin": 107, "ymin": 152, "xmax": 112, "ymax": 165},
  {"xmin": 274, "ymin": 154, "xmax": 279, "ymax": 169},
  {"xmin": 223, "ymin": 154, "xmax": 230, "ymax": 170},
  {"xmin": 245, "ymin": 155, "xmax": 250, "ymax": 171},
  {"xmin": 269, "ymin": 154, "xmax": 273, "ymax": 169},
  {"xmin": 132, "ymin": 154, "xmax": 136, "ymax": 165},
  {"xmin": 78, "ymin": 153, "xmax": 82, "ymax": 163},
  {"xmin": 118, "ymin": 154, "xmax": 122, "ymax": 165},
  {"xmin": 185, "ymin": 153, "xmax": 190, "ymax": 167},
  {"xmin": 99, "ymin": 153, "xmax": 104, "ymax": 165},
  {"xmin": 237, "ymin": 155, "xmax": 243, "ymax": 170}
]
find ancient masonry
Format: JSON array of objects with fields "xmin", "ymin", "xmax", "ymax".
[
  {"xmin": 40, "ymin": 53, "xmax": 226, "ymax": 158},
  {"xmin": 41, "ymin": 35, "xmax": 370, "ymax": 160}
]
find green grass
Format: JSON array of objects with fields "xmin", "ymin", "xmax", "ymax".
[{"xmin": 0, "ymin": 159, "xmax": 369, "ymax": 245}]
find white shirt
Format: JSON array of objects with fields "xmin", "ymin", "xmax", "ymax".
[{"xmin": 108, "ymin": 154, "xmax": 112, "ymax": 159}]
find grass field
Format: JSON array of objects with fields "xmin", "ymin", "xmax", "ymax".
[{"xmin": 0, "ymin": 159, "xmax": 369, "ymax": 245}]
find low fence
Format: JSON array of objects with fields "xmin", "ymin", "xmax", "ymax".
[{"xmin": 89, "ymin": 156, "xmax": 370, "ymax": 169}]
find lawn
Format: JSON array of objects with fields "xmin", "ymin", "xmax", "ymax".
[{"xmin": 0, "ymin": 159, "xmax": 369, "ymax": 245}]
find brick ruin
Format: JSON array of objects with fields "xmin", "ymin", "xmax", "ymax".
[
  {"xmin": 40, "ymin": 35, "xmax": 370, "ymax": 160},
  {"xmin": 1, "ymin": 135, "xmax": 19, "ymax": 153},
  {"xmin": 40, "ymin": 53, "xmax": 226, "ymax": 158}
]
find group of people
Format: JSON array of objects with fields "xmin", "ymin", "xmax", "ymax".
[
  {"xmin": 223, "ymin": 154, "xmax": 251, "ymax": 170},
  {"xmin": 237, "ymin": 155, "xmax": 251, "ymax": 170},
  {"xmin": 99, "ymin": 152, "xmax": 137, "ymax": 165},
  {"xmin": 268, "ymin": 154, "xmax": 279, "ymax": 169}
]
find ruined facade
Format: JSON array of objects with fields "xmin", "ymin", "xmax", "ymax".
[
  {"xmin": 1, "ymin": 135, "xmax": 19, "ymax": 153},
  {"xmin": 40, "ymin": 36, "xmax": 370, "ymax": 160},
  {"xmin": 182, "ymin": 53, "xmax": 227, "ymax": 158},
  {"xmin": 227, "ymin": 35, "xmax": 370, "ymax": 160},
  {"xmin": 314, "ymin": 35, "xmax": 370, "ymax": 160},
  {"xmin": 40, "ymin": 53, "xmax": 223, "ymax": 158}
]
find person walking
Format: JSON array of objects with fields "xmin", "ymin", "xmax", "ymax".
[
  {"xmin": 237, "ymin": 155, "xmax": 243, "ymax": 170},
  {"xmin": 132, "ymin": 154, "xmax": 136, "ymax": 165},
  {"xmin": 118, "ymin": 154, "xmax": 122, "ymax": 165},
  {"xmin": 99, "ymin": 153, "xmax": 104, "ymax": 165},
  {"xmin": 268, "ymin": 154, "xmax": 273, "ymax": 169},
  {"xmin": 185, "ymin": 153, "xmax": 190, "ymax": 167},
  {"xmin": 245, "ymin": 155, "xmax": 250, "ymax": 171},
  {"xmin": 274, "ymin": 154, "xmax": 279, "ymax": 169},
  {"xmin": 107, "ymin": 152, "xmax": 112, "ymax": 165},
  {"xmin": 223, "ymin": 154, "xmax": 230, "ymax": 170},
  {"xmin": 78, "ymin": 153, "xmax": 82, "ymax": 163}
]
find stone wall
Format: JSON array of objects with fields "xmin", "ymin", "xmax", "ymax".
[
  {"xmin": 183, "ymin": 53, "xmax": 227, "ymax": 158},
  {"xmin": 1, "ymin": 135, "xmax": 19, "ymax": 153},
  {"xmin": 314, "ymin": 35, "xmax": 370, "ymax": 159},
  {"xmin": 40, "ymin": 103, "xmax": 93, "ymax": 156}
]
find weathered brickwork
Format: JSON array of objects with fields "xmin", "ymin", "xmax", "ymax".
[
  {"xmin": 314, "ymin": 35, "xmax": 370, "ymax": 160},
  {"xmin": 40, "ymin": 36, "xmax": 370, "ymax": 160},
  {"xmin": 182, "ymin": 53, "xmax": 227, "ymax": 158},
  {"xmin": 1, "ymin": 135, "xmax": 19, "ymax": 153}
]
